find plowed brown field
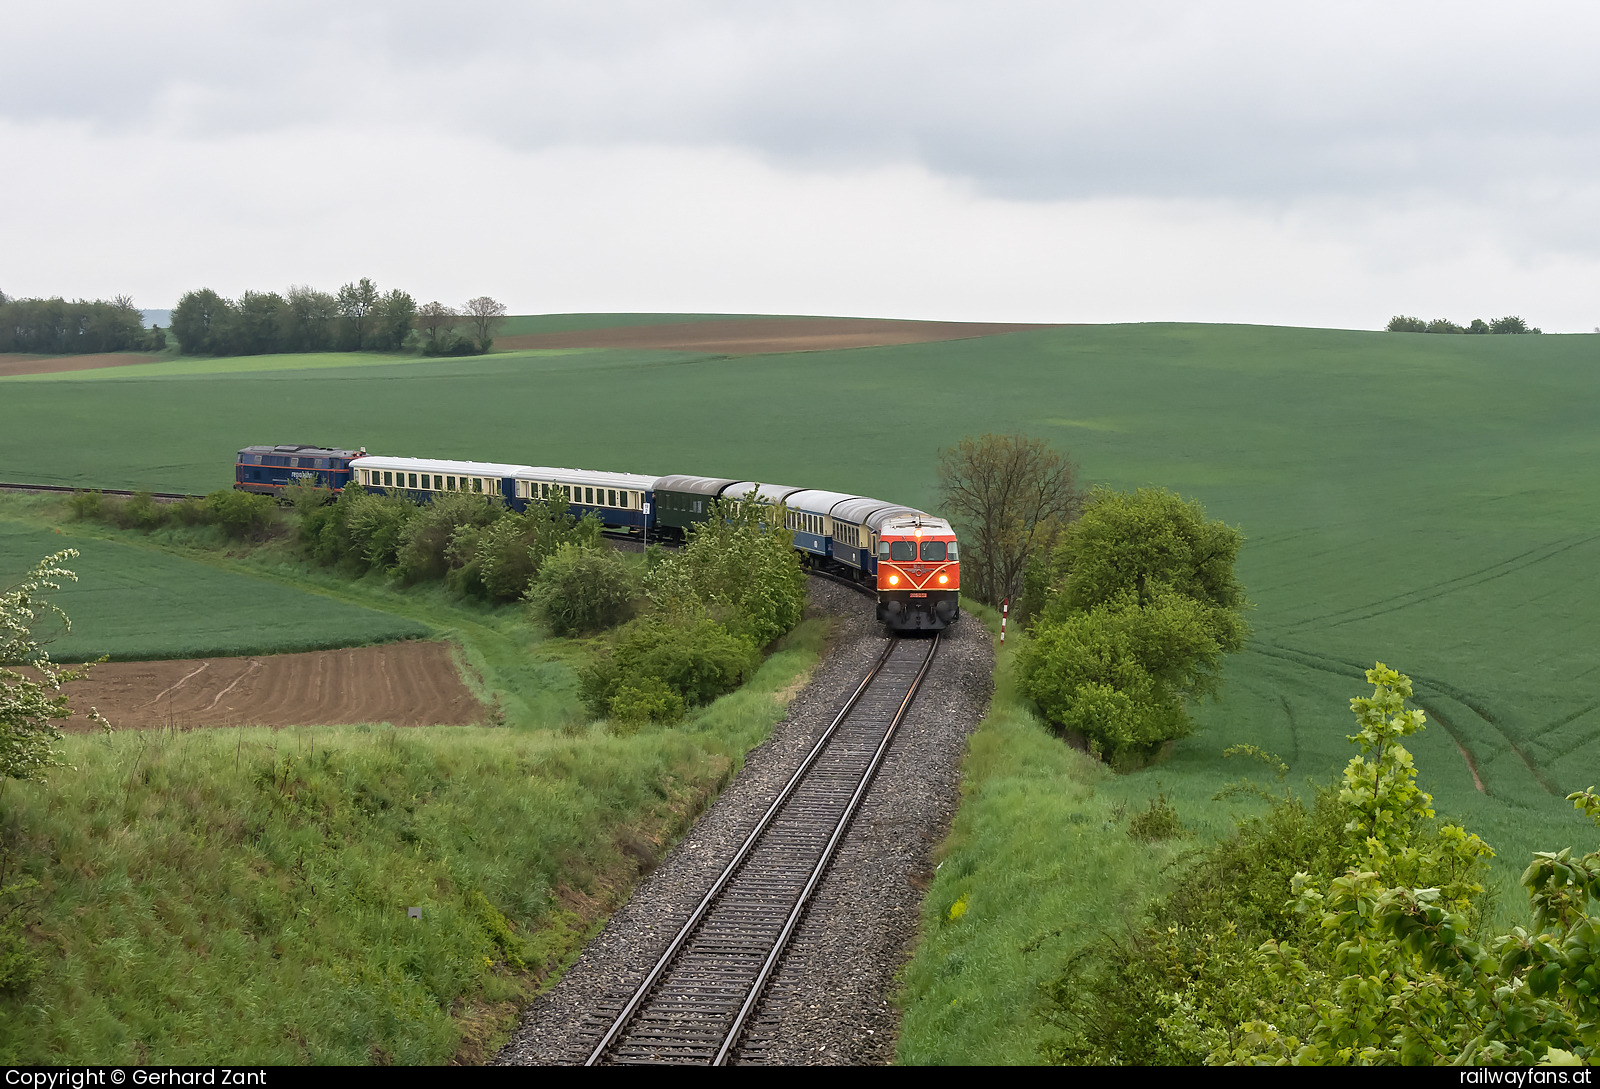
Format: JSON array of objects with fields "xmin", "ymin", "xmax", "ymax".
[
  {"xmin": 58, "ymin": 641, "xmax": 488, "ymax": 730},
  {"xmin": 0, "ymin": 353, "xmax": 160, "ymax": 377},
  {"xmin": 495, "ymin": 317, "xmax": 1053, "ymax": 355}
]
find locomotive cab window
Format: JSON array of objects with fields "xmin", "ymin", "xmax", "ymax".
[
  {"xmin": 920, "ymin": 540, "xmax": 948, "ymax": 562},
  {"xmin": 947, "ymin": 541, "xmax": 958, "ymax": 559}
]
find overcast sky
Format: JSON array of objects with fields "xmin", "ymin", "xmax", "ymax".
[{"xmin": 4, "ymin": 1, "xmax": 1598, "ymax": 329}]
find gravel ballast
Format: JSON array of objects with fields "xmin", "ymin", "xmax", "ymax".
[{"xmin": 494, "ymin": 577, "xmax": 994, "ymax": 1066}]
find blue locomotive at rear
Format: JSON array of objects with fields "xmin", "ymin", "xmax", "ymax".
[{"xmin": 235, "ymin": 444, "xmax": 363, "ymax": 494}]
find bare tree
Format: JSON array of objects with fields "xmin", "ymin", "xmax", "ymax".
[
  {"xmin": 416, "ymin": 300, "xmax": 459, "ymax": 347},
  {"xmin": 463, "ymin": 296, "xmax": 507, "ymax": 351},
  {"xmin": 937, "ymin": 433, "xmax": 1082, "ymax": 606}
]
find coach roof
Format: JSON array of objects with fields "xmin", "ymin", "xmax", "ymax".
[{"xmin": 351, "ymin": 455, "xmax": 533, "ymax": 477}]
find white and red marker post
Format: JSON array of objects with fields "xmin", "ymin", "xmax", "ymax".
[{"xmin": 1000, "ymin": 597, "xmax": 1009, "ymax": 643}]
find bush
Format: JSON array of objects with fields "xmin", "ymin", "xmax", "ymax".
[
  {"xmin": 1017, "ymin": 487, "xmax": 1249, "ymax": 762},
  {"xmin": 1386, "ymin": 315, "xmax": 1426, "ymax": 332},
  {"xmin": 1425, "ymin": 318, "xmax": 1464, "ymax": 334},
  {"xmin": 109, "ymin": 491, "xmax": 168, "ymax": 532},
  {"xmin": 608, "ymin": 677, "xmax": 687, "ymax": 727},
  {"xmin": 343, "ymin": 491, "xmax": 417, "ymax": 572},
  {"xmin": 65, "ymin": 491, "xmax": 103, "ymax": 522},
  {"xmin": 168, "ymin": 497, "xmax": 211, "ymax": 527},
  {"xmin": 393, "ymin": 492, "xmax": 501, "ymax": 585},
  {"xmin": 645, "ymin": 498, "xmax": 806, "ymax": 647},
  {"xmin": 1126, "ymin": 792, "xmax": 1183, "ymax": 841},
  {"xmin": 1042, "ymin": 784, "xmax": 1351, "ymax": 1064},
  {"xmin": 526, "ymin": 544, "xmax": 639, "ymax": 636},
  {"xmin": 203, "ymin": 489, "xmax": 276, "ymax": 540},
  {"xmin": 578, "ymin": 616, "xmax": 760, "ymax": 721},
  {"xmin": 450, "ymin": 494, "xmax": 601, "ymax": 602}
]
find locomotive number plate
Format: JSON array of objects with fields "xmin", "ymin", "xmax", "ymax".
[{"xmin": 909, "ymin": 592, "xmax": 928, "ymax": 598}]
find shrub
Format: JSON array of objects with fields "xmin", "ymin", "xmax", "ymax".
[
  {"xmin": 203, "ymin": 489, "xmax": 276, "ymax": 540},
  {"xmin": 608, "ymin": 677, "xmax": 687, "ymax": 727},
  {"xmin": 1126, "ymin": 792, "xmax": 1183, "ymax": 841},
  {"xmin": 578, "ymin": 616, "xmax": 760, "ymax": 720},
  {"xmin": 343, "ymin": 491, "xmax": 417, "ymax": 572},
  {"xmin": 65, "ymin": 491, "xmax": 103, "ymax": 522},
  {"xmin": 1425, "ymin": 318, "xmax": 1464, "ymax": 334},
  {"xmin": 526, "ymin": 544, "xmax": 639, "ymax": 636},
  {"xmin": 394, "ymin": 492, "xmax": 501, "ymax": 585},
  {"xmin": 1386, "ymin": 315, "xmax": 1426, "ymax": 332},
  {"xmin": 110, "ymin": 491, "xmax": 168, "ymax": 532},
  {"xmin": 645, "ymin": 497, "xmax": 806, "ymax": 647},
  {"xmin": 450, "ymin": 494, "xmax": 601, "ymax": 602},
  {"xmin": 168, "ymin": 496, "xmax": 211, "ymax": 527}
]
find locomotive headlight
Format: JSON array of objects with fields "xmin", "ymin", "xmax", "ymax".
[
  {"xmin": 938, "ymin": 574, "xmax": 948, "ymax": 584},
  {"xmin": 888, "ymin": 575, "xmax": 899, "ymax": 586}
]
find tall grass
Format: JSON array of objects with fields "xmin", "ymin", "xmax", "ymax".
[{"xmin": 0, "ymin": 618, "xmax": 829, "ymax": 1064}]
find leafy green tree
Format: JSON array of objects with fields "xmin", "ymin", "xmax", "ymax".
[
  {"xmin": 233, "ymin": 290, "xmax": 287, "ymax": 355},
  {"xmin": 170, "ymin": 288, "xmax": 236, "ymax": 355},
  {"xmin": 283, "ymin": 285, "xmax": 338, "ymax": 351},
  {"xmin": 371, "ymin": 289, "xmax": 417, "ymax": 352},
  {"xmin": 1018, "ymin": 487, "xmax": 1248, "ymax": 760},
  {"xmin": 336, "ymin": 278, "xmax": 380, "ymax": 350},
  {"xmin": 1491, "ymin": 315, "xmax": 1531, "ymax": 334},
  {"xmin": 1386, "ymin": 315, "xmax": 1426, "ymax": 332},
  {"xmin": 1425, "ymin": 318, "xmax": 1464, "ymax": 334},
  {"xmin": 937, "ymin": 433, "xmax": 1082, "ymax": 606},
  {"xmin": 1468, "ymin": 318, "xmax": 1492, "ymax": 334}
]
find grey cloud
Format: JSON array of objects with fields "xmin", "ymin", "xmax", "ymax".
[{"xmin": 6, "ymin": 0, "xmax": 1599, "ymax": 211}]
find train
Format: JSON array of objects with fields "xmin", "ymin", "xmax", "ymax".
[{"xmin": 235, "ymin": 445, "xmax": 960, "ymax": 631}]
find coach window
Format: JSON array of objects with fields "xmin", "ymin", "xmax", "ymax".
[
  {"xmin": 920, "ymin": 540, "xmax": 947, "ymax": 562},
  {"xmin": 446, "ymin": 476, "xmax": 455, "ymax": 490},
  {"xmin": 472, "ymin": 478, "xmax": 483, "ymax": 493},
  {"xmin": 408, "ymin": 473, "xmax": 418, "ymax": 489}
]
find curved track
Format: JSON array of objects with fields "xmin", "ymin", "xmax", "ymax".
[{"xmin": 585, "ymin": 633, "xmax": 940, "ymax": 1066}]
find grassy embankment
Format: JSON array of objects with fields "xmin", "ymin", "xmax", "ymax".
[{"xmin": 0, "ymin": 491, "xmax": 831, "ymax": 1063}]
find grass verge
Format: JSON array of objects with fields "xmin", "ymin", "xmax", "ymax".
[{"xmin": 894, "ymin": 607, "xmax": 1258, "ymax": 1065}]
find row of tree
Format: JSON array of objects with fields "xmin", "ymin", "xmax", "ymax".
[
  {"xmin": 0, "ymin": 292, "xmax": 164, "ymax": 354},
  {"xmin": 1387, "ymin": 314, "xmax": 1542, "ymax": 334},
  {"xmin": 169, "ymin": 280, "xmax": 507, "ymax": 357}
]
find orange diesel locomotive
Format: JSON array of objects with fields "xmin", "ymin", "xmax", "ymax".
[{"xmin": 873, "ymin": 513, "xmax": 961, "ymax": 630}]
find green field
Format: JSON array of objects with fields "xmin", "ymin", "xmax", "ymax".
[
  {"xmin": 4, "ymin": 323, "xmax": 1599, "ymax": 869},
  {"xmin": 0, "ymin": 515, "xmax": 426, "ymax": 660}
]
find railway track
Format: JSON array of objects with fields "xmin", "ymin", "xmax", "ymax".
[
  {"xmin": 585, "ymin": 632, "xmax": 940, "ymax": 1066},
  {"xmin": 0, "ymin": 481, "xmax": 202, "ymax": 501}
]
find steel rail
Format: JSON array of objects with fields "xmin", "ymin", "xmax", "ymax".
[
  {"xmin": 584, "ymin": 636, "xmax": 900, "ymax": 1066},
  {"xmin": 0, "ymin": 481, "xmax": 202, "ymax": 501},
  {"xmin": 712, "ymin": 632, "xmax": 940, "ymax": 1065},
  {"xmin": 586, "ymin": 632, "xmax": 940, "ymax": 1066}
]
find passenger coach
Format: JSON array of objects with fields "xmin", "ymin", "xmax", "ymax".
[
  {"xmin": 513, "ymin": 467, "xmax": 658, "ymax": 535},
  {"xmin": 349, "ymin": 455, "xmax": 529, "ymax": 505}
]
